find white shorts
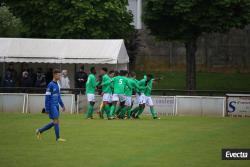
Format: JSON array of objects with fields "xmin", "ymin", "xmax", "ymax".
[
  {"xmin": 103, "ymin": 93, "xmax": 112, "ymax": 103},
  {"xmin": 112, "ymin": 94, "xmax": 126, "ymax": 102},
  {"xmin": 136, "ymin": 93, "xmax": 146, "ymax": 105},
  {"xmin": 145, "ymin": 96, "xmax": 154, "ymax": 106},
  {"xmin": 87, "ymin": 94, "xmax": 95, "ymax": 102},
  {"xmin": 125, "ymin": 96, "xmax": 132, "ymax": 106}
]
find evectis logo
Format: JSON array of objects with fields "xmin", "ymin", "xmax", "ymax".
[{"xmin": 222, "ymin": 149, "xmax": 250, "ymax": 160}]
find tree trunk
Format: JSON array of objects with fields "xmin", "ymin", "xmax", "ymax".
[{"xmin": 185, "ymin": 38, "xmax": 197, "ymax": 91}]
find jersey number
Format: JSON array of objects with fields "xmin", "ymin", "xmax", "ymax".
[{"xmin": 119, "ymin": 79, "xmax": 123, "ymax": 85}]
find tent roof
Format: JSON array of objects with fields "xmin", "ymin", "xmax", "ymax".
[{"xmin": 0, "ymin": 38, "xmax": 129, "ymax": 64}]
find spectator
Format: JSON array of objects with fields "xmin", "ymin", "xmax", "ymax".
[
  {"xmin": 35, "ymin": 68, "xmax": 46, "ymax": 87},
  {"xmin": 7, "ymin": 63, "xmax": 17, "ymax": 81},
  {"xmin": 3, "ymin": 71, "xmax": 15, "ymax": 87},
  {"xmin": 0, "ymin": 75, "xmax": 2, "ymax": 87},
  {"xmin": 75, "ymin": 65, "xmax": 88, "ymax": 92},
  {"xmin": 21, "ymin": 71, "xmax": 33, "ymax": 87},
  {"xmin": 46, "ymin": 68, "xmax": 53, "ymax": 85},
  {"xmin": 59, "ymin": 70, "xmax": 70, "ymax": 89},
  {"xmin": 28, "ymin": 68, "xmax": 36, "ymax": 86},
  {"xmin": 21, "ymin": 71, "xmax": 33, "ymax": 92}
]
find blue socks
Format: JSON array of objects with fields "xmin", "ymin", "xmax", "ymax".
[
  {"xmin": 54, "ymin": 123, "xmax": 60, "ymax": 140},
  {"xmin": 39, "ymin": 122, "xmax": 60, "ymax": 140},
  {"xmin": 39, "ymin": 122, "xmax": 54, "ymax": 133}
]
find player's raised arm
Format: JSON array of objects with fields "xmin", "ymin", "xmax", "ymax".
[{"xmin": 101, "ymin": 77, "xmax": 113, "ymax": 86}]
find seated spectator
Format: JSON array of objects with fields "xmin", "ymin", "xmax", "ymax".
[
  {"xmin": 75, "ymin": 65, "xmax": 88, "ymax": 94},
  {"xmin": 46, "ymin": 68, "xmax": 53, "ymax": 85},
  {"xmin": 7, "ymin": 63, "xmax": 17, "ymax": 81},
  {"xmin": 59, "ymin": 70, "xmax": 70, "ymax": 93},
  {"xmin": 21, "ymin": 71, "xmax": 33, "ymax": 93},
  {"xmin": 28, "ymin": 68, "xmax": 36, "ymax": 86},
  {"xmin": 35, "ymin": 68, "xmax": 46, "ymax": 87},
  {"xmin": 21, "ymin": 71, "xmax": 33, "ymax": 87},
  {"xmin": 3, "ymin": 71, "xmax": 15, "ymax": 87}
]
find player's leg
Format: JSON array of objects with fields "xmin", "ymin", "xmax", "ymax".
[
  {"xmin": 131, "ymin": 106, "xmax": 140, "ymax": 118},
  {"xmin": 109, "ymin": 94, "xmax": 118, "ymax": 118},
  {"xmin": 118, "ymin": 101, "xmax": 126, "ymax": 119},
  {"xmin": 115, "ymin": 105, "xmax": 122, "ymax": 116},
  {"xmin": 86, "ymin": 94, "xmax": 95, "ymax": 119},
  {"xmin": 99, "ymin": 101, "xmax": 104, "ymax": 119},
  {"xmin": 36, "ymin": 107, "xmax": 56, "ymax": 139},
  {"xmin": 135, "ymin": 94, "xmax": 146, "ymax": 118},
  {"xmin": 130, "ymin": 93, "xmax": 140, "ymax": 118},
  {"xmin": 135, "ymin": 104, "xmax": 145, "ymax": 118},
  {"xmin": 146, "ymin": 96, "xmax": 158, "ymax": 119},
  {"xmin": 127, "ymin": 99, "xmax": 134, "ymax": 119},
  {"xmin": 122, "ymin": 96, "xmax": 132, "ymax": 119},
  {"xmin": 102, "ymin": 93, "xmax": 112, "ymax": 119},
  {"xmin": 53, "ymin": 118, "xmax": 66, "ymax": 142},
  {"xmin": 36, "ymin": 121, "xmax": 54, "ymax": 139},
  {"xmin": 117, "ymin": 95, "xmax": 126, "ymax": 119}
]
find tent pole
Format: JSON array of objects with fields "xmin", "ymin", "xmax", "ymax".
[
  {"xmin": 74, "ymin": 64, "xmax": 77, "ymax": 88},
  {"xmin": 116, "ymin": 60, "xmax": 118, "ymax": 71},
  {"xmin": 2, "ymin": 57, "xmax": 5, "ymax": 86}
]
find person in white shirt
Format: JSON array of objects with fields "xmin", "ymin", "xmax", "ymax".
[{"xmin": 59, "ymin": 70, "xmax": 70, "ymax": 93}]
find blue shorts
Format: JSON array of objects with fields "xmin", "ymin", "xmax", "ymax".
[{"xmin": 49, "ymin": 106, "xmax": 60, "ymax": 120}]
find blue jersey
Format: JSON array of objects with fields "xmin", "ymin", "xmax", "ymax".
[{"xmin": 45, "ymin": 81, "xmax": 64, "ymax": 112}]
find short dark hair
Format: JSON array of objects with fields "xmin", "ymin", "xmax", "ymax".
[
  {"xmin": 123, "ymin": 70, "xmax": 128, "ymax": 75},
  {"xmin": 114, "ymin": 71, "xmax": 119, "ymax": 76},
  {"xmin": 130, "ymin": 71, "xmax": 136, "ymax": 77},
  {"xmin": 102, "ymin": 67, "xmax": 108, "ymax": 72},
  {"xmin": 53, "ymin": 69, "xmax": 61, "ymax": 74},
  {"xmin": 147, "ymin": 74, "xmax": 154, "ymax": 80},
  {"xmin": 119, "ymin": 70, "xmax": 124, "ymax": 76},
  {"xmin": 109, "ymin": 70, "xmax": 115, "ymax": 74},
  {"xmin": 90, "ymin": 67, "xmax": 95, "ymax": 73},
  {"xmin": 80, "ymin": 65, "xmax": 84, "ymax": 70}
]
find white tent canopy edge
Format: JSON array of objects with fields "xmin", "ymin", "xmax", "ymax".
[{"xmin": 0, "ymin": 38, "xmax": 129, "ymax": 65}]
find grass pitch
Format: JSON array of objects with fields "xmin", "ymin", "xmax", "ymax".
[{"xmin": 0, "ymin": 113, "xmax": 249, "ymax": 167}]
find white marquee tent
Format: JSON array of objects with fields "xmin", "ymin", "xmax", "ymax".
[
  {"xmin": 0, "ymin": 38, "xmax": 129, "ymax": 88},
  {"xmin": 0, "ymin": 38, "xmax": 129, "ymax": 66}
]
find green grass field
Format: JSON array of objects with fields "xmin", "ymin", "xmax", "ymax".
[{"xmin": 0, "ymin": 113, "xmax": 250, "ymax": 167}]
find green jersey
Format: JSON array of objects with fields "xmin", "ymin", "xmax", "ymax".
[
  {"xmin": 86, "ymin": 74, "xmax": 98, "ymax": 94},
  {"xmin": 124, "ymin": 78, "xmax": 133, "ymax": 96},
  {"xmin": 112, "ymin": 76, "xmax": 130, "ymax": 94},
  {"xmin": 136, "ymin": 78, "xmax": 147, "ymax": 93},
  {"xmin": 125, "ymin": 78, "xmax": 141, "ymax": 96},
  {"xmin": 144, "ymin": 79, "xmax": 153, "ymax": 96},
  {"xmin": 101, "ymin": 74, "xmax": 112, "ymax": 93}
]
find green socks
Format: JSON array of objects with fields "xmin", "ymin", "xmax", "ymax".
[
  {"xmin": 131, "ymin": 106, "xmax": 140, "ymax": 116},
  {"xmin": 127, "ymin": 107, "xmax": 132, "ymax": 119},
  {"xmin": 119, "ymin": 107, "xmax": 127, "ymax": 118},
  {"xmin": 136, "ymin": 107, "xmax": 144, "ymax": 118},
  {"xmin": 150, "ymin": 107, "xmax": 157, "ymax": 118},
  {"xmin": 109, "ymin": 105, "xmax": 116, "ymax": 117},
  {"xmin": 104, "ymin": 105, "xmax": 110, "ymax": 118},
  {"xmin": 115, "ymin": 106, "xmax": 122, "ymax": 116},
  {"xmin": 86, "ymin": 104, "xmax": 94, "ymax": 118}
]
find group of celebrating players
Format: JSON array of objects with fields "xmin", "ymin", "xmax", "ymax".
[
  {"xmin": 36, "ymin": 67, "xmax": 160, "ymax": 142},
  {"xmin": 85, "ymin": 67, "xmax": 160, "ymax": 120}
]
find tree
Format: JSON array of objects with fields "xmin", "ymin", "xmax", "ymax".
[
  {"xmin": 5, "ymin": 0, "xmax": 134, "ymax": 39},
  {"xmin": 0, "ymin": 4, "xmax": 23, "ymax": 37},
  {"xmin": 143, "ymin": 0, "xmax": 250, "ymax": 90}
]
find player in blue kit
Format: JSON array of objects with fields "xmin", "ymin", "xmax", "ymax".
[{"xmin": 36, "ymin": 69, "xmax": 66, "ymax": 142}]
